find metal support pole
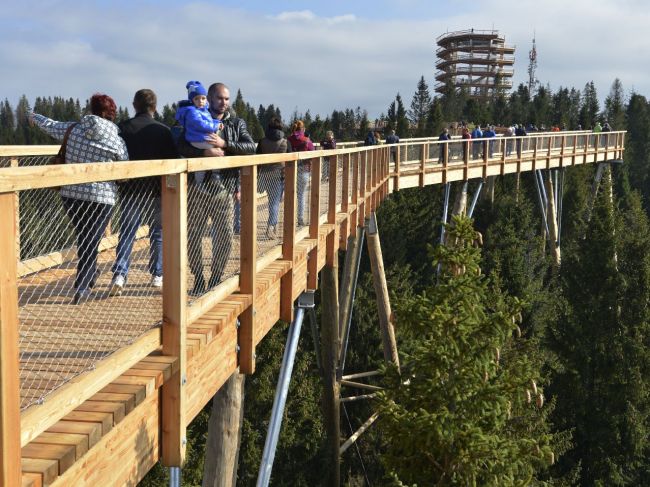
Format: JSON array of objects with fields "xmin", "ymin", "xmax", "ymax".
[
  {"xmin": 536, "ymin": 170, "xmax": 549, "ymax": 215},
  {"xmin": 585, "ymin": 162, "xmax": 607, "ymax": 225},
  {"xmin": 436, "ymin": 182, "xmax": 452, "ymax": 280},
  {"xmin": 257, "ymin": 292, "xmax": 314, "ymax": 487},
  {"xmin": 468, "ymin": 180, "xmax": 484, "ymax": 218},
  {"xmin": 169, "ymin": 467, "xmax": 181, "ymax": 487},
  {"xmin": 339, "ymin": 228, "xmax": 365, "ymax": 374},
  {"xmin": 533, "ymin": 170, "xmax": 551, "ymax": 240}
]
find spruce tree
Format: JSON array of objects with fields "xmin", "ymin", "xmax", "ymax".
[
  {"xmin": 409, "ymin": 75, "xmax": 432, "ymax": 137},
  {"xmin": 550, "ymin": 173, "xmax": 650, "ymax": 485},
  {"xmin": 378, "ymin": 216, "xmax": 557, "ymax": 486}
]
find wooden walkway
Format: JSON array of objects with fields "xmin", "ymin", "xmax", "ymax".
[{"xmin": 0, "ymin": 132, "xmax": 625, "ymax": 486}]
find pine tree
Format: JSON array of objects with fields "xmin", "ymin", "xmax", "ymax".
[
  {"xmin": 395, "ymin": 93, "xmax": 409, "ymax": 138},
  {"xmin": 579, "ymin": 81, "xmax": 599, "ymax": 129},
  {"xmin": 378, "ymin": 216, "xmax": 557, "ymax": 485},
  {"xmin": 604, "ymin": 78, "xmax": 626, "ymax": 129},
  {"xmin": 409, "ymin": 76, "xmax": 432, "ymax": 137}
]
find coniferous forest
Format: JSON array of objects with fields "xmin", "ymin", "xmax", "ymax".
[{"xmin": 4, "ymin": 76, "xmax": 650, "ymax": 485}]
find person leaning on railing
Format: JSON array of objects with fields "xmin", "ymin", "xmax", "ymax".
[
  {"xmin": 29, "ymin": 94, "xmax": 129, "ymax": 304},
  {"xmin": 176, "ymin": 82, "xmax": 256, "ymax": 296},
  {"xmin": 109, "ymin": 89, "xmax": 179, "ymax": 296}
]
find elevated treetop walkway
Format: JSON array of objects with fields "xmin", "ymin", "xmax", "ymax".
[{"xmin": 0, "ymin": 129, "xmax": 625, "ymax": 486}]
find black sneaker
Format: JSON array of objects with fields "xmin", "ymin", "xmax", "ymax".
[{"xmin": 73, "ymin": 289, "xmax": 92, "ymax": 305}]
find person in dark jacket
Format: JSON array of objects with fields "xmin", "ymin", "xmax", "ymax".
[
  {"xmin": 364, "ymin": 131, "xmax": 377, "ymax": 146},
  {"xmin": 385, "ymin": 129, "xmax": 399, "ymax": 163},
  {"xmin": 177, "ymin": 82, "xmax": 256, "ymax": 295},
  {"xmin": 320, "ymin": 130, "xmax": 336, "ymax": 180},
  {"xmin": 110, "ymin": 89, "xmax": 179, "ymax": 296},
  {"xmin": 515, "ymin": 124, "xmax": 527, "ymax": 157},
  {"xmin": 257, "ymin": 117, "xmax": 290, "ymax": 239},
  {"xmin": 438, "ymin": 127, "xmax": 451, "ymax": 162}
]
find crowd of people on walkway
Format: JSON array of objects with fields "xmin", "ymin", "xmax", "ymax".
[{"xmin": 28, "ymin": 83, "xmax": 617, "ymax": 304}]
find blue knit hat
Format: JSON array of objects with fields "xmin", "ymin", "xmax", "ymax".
[{"xmin": 186, "ymin": 81, "xmax": 207, "ymax": 102}]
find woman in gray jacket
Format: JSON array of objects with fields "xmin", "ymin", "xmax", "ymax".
[{"xmin": 31, "ymin": 93, "xmax": 128, "ymax": 304}]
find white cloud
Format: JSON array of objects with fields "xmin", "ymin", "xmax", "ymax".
[
  {"xmin": 1, "ymin": 1, "xmax": 649, "ymax": 122},
  {"xmin": 272, "ymin": 10, "xmax": 355, "ymax": 24}
]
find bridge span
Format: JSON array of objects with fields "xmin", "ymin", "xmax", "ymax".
[{"xmin": 0, "ymin": 130, "xmax": 625, "ymax": 486}]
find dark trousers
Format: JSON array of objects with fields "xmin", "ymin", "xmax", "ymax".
[
  {"xmin": 62, "ymin": 197, "xmax": 113, "ymax": 291},
  {"xmin": 187, "ymin": 176, "xmax": 237, "ymax": 286},
  {"xmin": 112, "ymin": 192, "xmax": 162, "ymax": 279}
]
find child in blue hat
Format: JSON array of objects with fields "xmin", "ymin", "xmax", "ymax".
[{"xmin": 175, "ymin": 81, "xmax": 222, "ymax": 149}]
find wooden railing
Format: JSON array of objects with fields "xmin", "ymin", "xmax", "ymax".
[{"xmin": 0, "ymin": 130, "xmax": 625, "ymax": 486}]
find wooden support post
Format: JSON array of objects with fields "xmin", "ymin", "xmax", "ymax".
[
  {"xmin": 281, "ymin": 161, "xmax": 298, "ymax": 322},
  {"xmin": 394, "ymin": 144, "xmax": 401, "ymax": 191},
  {"xmin": 342, "ymin": 154, "xmax": 350, "ymax": 214},
  {"xmin": 358, "ymin": 152, "xmax": 366, "ymax": 228},
  {"xmin": 366, "ymin": 213, "xmax": 400, "ymax": 368},
  {"xmin": 201, "ymin": 373, "xmax": 246, "ymax": 487},
  {"xmin": 0, "ymin": 193, "xmax": 20, "ymax": 487},
  {"xmin": 240, "ymin": 165, "xmax": 258, "ymax": 373},
  {"xmin": 327, "ymin": 153, "xmax": 338, "ymax": 266},
  {"xmin": 308, "ymin": 157, "xmax": 321, "ymax": 290},
  {"xmin": 161, "ymin": 173, "xmax": 188, "ymax": 467},
  {"xmin": 320, "ymin": 264, "xmax": 340, "ymax": 486},
  {"xmin": 350, "ymin": 153, "xmax": 359, "ymax": 238},
  {"xmin": 338, "ymin": 231, "xmax": 362, "ymax": 357},
  {"xmin": 419, "ymin": 143, "xmax": 426, "ymax": 187},
  {"xmin": 544, "ymin": 172, "xmax": 561, "ymax": 266}
]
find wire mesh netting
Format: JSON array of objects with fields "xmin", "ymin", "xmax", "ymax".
[
  {"xmin": 335, "ymin": 155, "xmax": 343, "ymax": 207},
  {"xmin": 8, "ymin": 155, "xmax": 163, "ymax": 410},
  {"xmin": 186, "ymin": 169, "xmax": 240, "ymax": 298},
  {"xmin": 319, "ymin": 157, "xmax": 329, "ymax": 218},
  {"xmin": 257, "ymin": 163, "xmax": 285, "ymax": 258}
]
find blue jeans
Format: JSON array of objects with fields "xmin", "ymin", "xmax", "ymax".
[
  {"xmin": 112, "ymin": 194, "xmax": 162, "ymax": 278},
  {"xmin": 297, "ymin": 168, "xmax": 310, "ymax": 225},
  {"xmin": 259, "ymin": 169, "xmax": 284, "ymax": 227},
  {"xmin": 62, "ymin": 197, "xmax": 113, "ymax": 291}
]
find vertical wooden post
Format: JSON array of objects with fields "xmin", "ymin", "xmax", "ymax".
[
  {"xmin": 0, "ymin": 193, "xmax": 20, "ymax": 487},
  {"xmin": 358, "ymin": 152, "xmax": 367, "ymax": 228},
  {"xmin": 419, "ymin": 143, "xmax": 426, "ymax": 187},
  {"xmin": 281, "ymin": 160, "xmax": 298, "ymax": 322},
  {"xmin": 394, "ymin": 144, "xmax": 401, "ymax": 191},
  {"xmin": 320, "ymin": 264, "xmax": 340, "ymax": 486},
  {"xmin": 342, "ymin": 153, "xmax": 350, "ymax": 214},
  {"xmin": 327, "ymin": 153, "xmax": 338, "ymax": 266},
  {"xmin": 161, "ymin": 172, "xmax": 188, "ymax": 467},
  {"xmin": 350, "ymin": 152, "xmax": 359, "ymax": 238},
  {"xmin": 240, "ymin": 165, "xmax": 258, "ymax": 373},
  {"xmin": 9, "ymin": 159, "xmax": 19, "ymax": 260},
  {"xmin": 366, "ymin": 213, "xmax": 400, "ymax": 368},
  {"xmin": 308, "ymin": 158, "xmax": 321, "ymax": 290}
]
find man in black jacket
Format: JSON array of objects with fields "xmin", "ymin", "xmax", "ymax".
[
  {"xmin": 110, "ymin": 89, "xmax": 179, "ymax": 296},
  {"xmin": 177, "ymin": 82, "xmax": 256, "ymax": 295}
]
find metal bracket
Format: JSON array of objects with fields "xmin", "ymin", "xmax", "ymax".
[{"xmin": 297, "ymin": 290, "xmax": 315, "ymax": 309}]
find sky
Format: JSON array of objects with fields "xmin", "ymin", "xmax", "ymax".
[{"xmin": 2, "ymin": 0, "xmax": 649, "ymax": 120}]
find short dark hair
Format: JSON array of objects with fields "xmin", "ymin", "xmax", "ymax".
[
  {"xmin": 268, "ymin": 117, "xmax": 283, "ymax": 131},
  {"xmin": 90, "ymin": 93, "xmax": 117, "ymax": 121},
  {"xmin": 133, "ymin": 89, "xmax": 157, "ymax": 114},
  {"xmin": 207, "ymin": 82, "xmax": 228, "ymax": 98}
]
